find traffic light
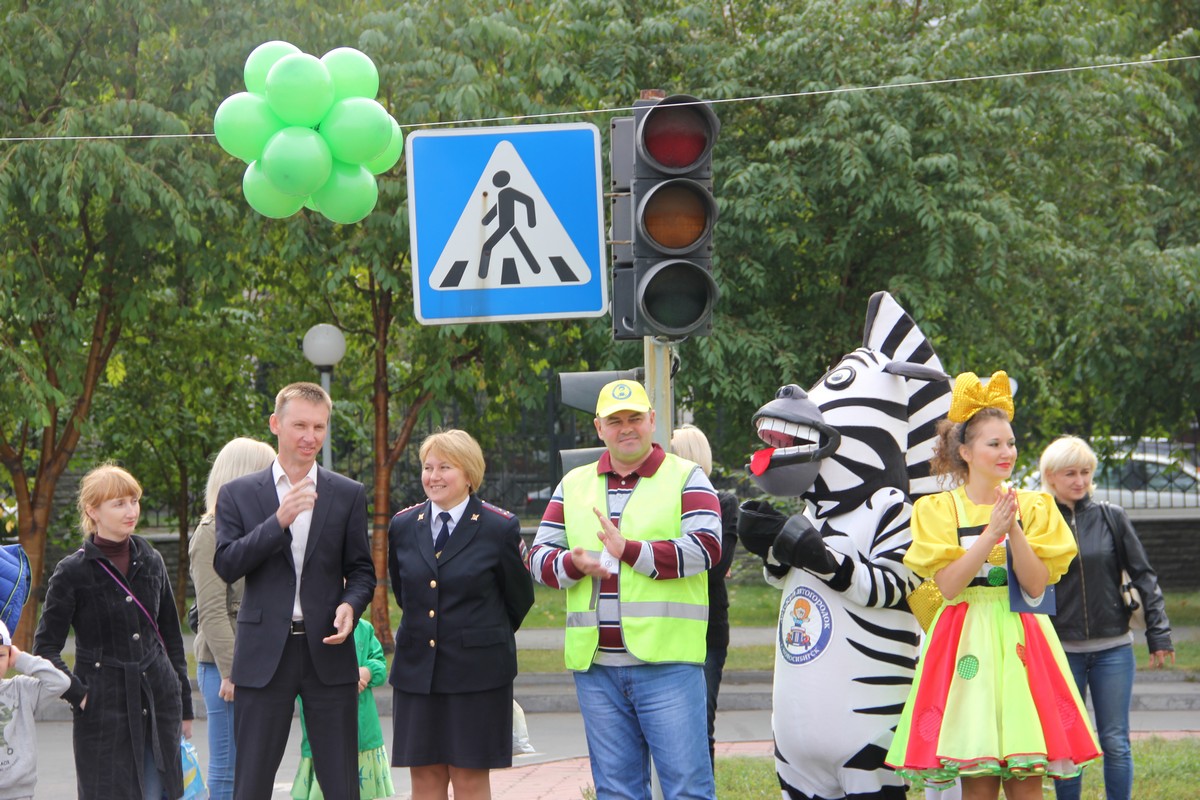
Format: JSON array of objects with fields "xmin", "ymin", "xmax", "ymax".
[
  {"xmin": 555, "ymin": 368, "xmax": 644, "ymax": 472},
  {"xmin": 611, "ymin": 94, "xmax": 720, "ymax": 341}
]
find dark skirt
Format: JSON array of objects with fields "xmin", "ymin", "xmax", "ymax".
[{"xmin": 391, "ymin": 683, "xmax": 514, "ymax": 770}]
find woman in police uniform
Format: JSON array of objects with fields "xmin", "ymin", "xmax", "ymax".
[{"xmin": 388, "ymin": 429, "xmax": 535, "ymax": 800}]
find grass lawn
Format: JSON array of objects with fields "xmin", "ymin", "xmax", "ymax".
[
  {"xmin": 515, "ymin": 586, "xmax": 1200, "ymax": 674},
  {"xmin": 711, "ymin": 737, "xmax": 1200, "ymax": 799}
]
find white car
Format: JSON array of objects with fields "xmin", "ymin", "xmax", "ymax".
[{"xmin": 1091, "ymin": 451, "xmax": 1200, "ymax": 509}]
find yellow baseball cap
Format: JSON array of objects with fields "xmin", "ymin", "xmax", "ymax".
[{"xmin": 595, "ymin": 379, "xmax": 652, "ymax": 418}]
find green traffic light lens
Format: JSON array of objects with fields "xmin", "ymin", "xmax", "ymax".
[{"xmin": 639, "ymin": 260, "xmax": 719, "ymax": 336}]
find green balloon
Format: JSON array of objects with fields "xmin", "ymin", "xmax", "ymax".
[
  {"xmin": 260, "ymin": 127, "xmax": 333, "ymax": 197},
  {"xmin": 318, "ymin": 97, "xmax": 393, "ymax": 164},
  {"xmin": 364, "ymin": 118, "xmax": 403, "ymax": 175},
  {"xmin": 243, "ymin": 40, "xmax": 301, "ymax": 95},
  {"xmin": 242, "ymin": 162, "xmax": 305, "ymax": 219},
  {"xmin": 321, "ymin": 47, "xmax": 379, "ymax": 101},
  {"xmin": 213, "ymin": 92, "xmax": 286, "ymax": 163},
  {"xmin": 265, "ymin": 53, "xmax": 335, "ymax": 127},
  {"xmin": 312, "ymin": 161, "xmax": 378, "ymax": 224}
]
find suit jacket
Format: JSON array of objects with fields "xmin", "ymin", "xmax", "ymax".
[
  {"xmin": 388, "ymin": 495, "xmax": 534, "ymax": 695},
  {"xmin": 213, "ymin": 464, "xmax": 375, "ymax": 689}
]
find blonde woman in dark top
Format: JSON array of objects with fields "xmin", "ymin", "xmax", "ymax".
[
  {"xmin": 190, "ymin": 437, "xmax": 276, "ymax": 800},
  {"xmin": 1038, "ymin": 435, "xmax": 1173, "ymax": 800}
]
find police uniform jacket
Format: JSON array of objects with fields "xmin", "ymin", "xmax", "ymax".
[{"xmin": 387, "ymin": 494, "xmax": 534, "ymax": 695}]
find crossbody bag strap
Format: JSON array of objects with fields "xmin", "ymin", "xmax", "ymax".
[
  {"xmin": 92, "ymin": 556, "xmax": 166, "ymax": 648},
  {"xmin": 1097, "ymin": 501, "xmax": 1130, "ymax": 570}
]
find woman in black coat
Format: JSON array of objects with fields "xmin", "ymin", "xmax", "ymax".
[
  {"xmin": 388, "ymin": 429, "xmax": 534, "ymax": 800},
  {"xmin": 35, "ymin": 464, "xmax": 193, "ymax": 800}
]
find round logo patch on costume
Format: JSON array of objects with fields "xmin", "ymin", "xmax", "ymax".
[{"xmin": 778, "ymin": 585, "xmax": 833, "ymax": 665}]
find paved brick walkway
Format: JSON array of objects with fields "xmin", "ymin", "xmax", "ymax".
[
  {"xmin": 466, "ymin": 741, "xmax": 774, "ymax": 799},
  {"xmin": 444, "ymin": 735, "xmax": 1200, "ymax": 799}
]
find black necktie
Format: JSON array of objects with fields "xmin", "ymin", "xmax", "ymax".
[{"xmin": 433, "ymin": 512, "xmax": 452, "ymax": 557}]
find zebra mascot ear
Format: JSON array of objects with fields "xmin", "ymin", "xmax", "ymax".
[{"xmin": 862, "ymin": 291, "xmax": 952, "ymax": 501}]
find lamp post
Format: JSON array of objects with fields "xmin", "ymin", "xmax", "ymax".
[{"xmin": 302, "ymin": 324, "xmax": 347, "ymax": 471}]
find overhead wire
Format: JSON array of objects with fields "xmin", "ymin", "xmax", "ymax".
[{"xmin": 0, "ymin": 53, "xmax": 1197, "ymax": 143}]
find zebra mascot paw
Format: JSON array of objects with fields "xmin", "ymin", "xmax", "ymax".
[
  {"xmin": 773, "ymin": 514, "xmax": 842, "ymax": 576},
  {"xmin": 737, "ymin": 500, "xmax": 791, "ymax": 578},
  {"xmin": 737, "ymin": 499, "xmax": 786, "ymax": 557}
]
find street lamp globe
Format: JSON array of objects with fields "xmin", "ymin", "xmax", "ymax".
[{"xmin": 302, "ymin": 324, "xmax": 347, "ymax": 370}]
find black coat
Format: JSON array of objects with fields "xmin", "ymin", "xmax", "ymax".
[
  {"xmin": 34, "ymin": 536, "xmax": 193, "ymax": 800},
  {"xmin": 388, "ymin": 495, "xmax": 534, "ymax": 695},
  {"xmin": 1051, "ymin": 495, "xmax": 1173, "ymax": 653}
]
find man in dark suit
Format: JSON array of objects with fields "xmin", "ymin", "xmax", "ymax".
[{"xmin": 214, "ymin": 382, "xmax": 375, "ymax": 800}]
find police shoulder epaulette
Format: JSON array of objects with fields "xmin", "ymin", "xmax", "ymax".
[
  {"xmin": 480, "ymin": 501, "xmax": 514, "ymax": 519},
  {"xmin": 393, "ymin": 502, "xmax": 424, "ymax": 519}
]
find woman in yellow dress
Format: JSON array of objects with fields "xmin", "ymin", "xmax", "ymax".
[{"xmin": 885, "ymin": 372, "xmax": 1100, "ymax": 799}]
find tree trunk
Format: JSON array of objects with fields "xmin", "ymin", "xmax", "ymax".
[
  {"xmin": 175, "ymin": 462, "xmax": 190, "ymax": 619},
  {"xmin": 12, "ymin": 487, "xmax": 53, "ymax": 652}
]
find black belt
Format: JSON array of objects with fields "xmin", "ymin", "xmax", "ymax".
[{"xmin": 289, "ymin": 619, "xmax": 306, "ymax": 635}]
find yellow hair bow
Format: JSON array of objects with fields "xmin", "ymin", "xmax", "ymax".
[{"xmin": 949, "ymin": 371, "xmax": 1014, "ymax": 423}]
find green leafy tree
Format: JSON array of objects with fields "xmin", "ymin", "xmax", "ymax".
[{"xmin": 0, "ymin": 0, "xmax": 245, "ymax": 644}]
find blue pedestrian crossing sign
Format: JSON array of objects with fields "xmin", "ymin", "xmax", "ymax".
[{"xmin": 406, "ymin": 123, "xmax": 607, "ymax": 324}]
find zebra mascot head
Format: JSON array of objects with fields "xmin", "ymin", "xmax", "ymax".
[{"xmin": 747, "ymin": 291, "xmax": 950, "ymax": 509}]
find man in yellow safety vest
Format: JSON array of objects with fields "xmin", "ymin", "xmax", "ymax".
[{"xmin": 528, "ymin": 379, "xmax": 722, "ymax": 800}]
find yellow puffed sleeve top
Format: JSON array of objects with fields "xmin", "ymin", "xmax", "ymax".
[{"xmin": 903, "ymin": 487, "xmax": 1077, "ymax": 583}]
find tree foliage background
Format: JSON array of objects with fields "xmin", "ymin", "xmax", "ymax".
[{"xmin": 1, "ymin": 0, "xmax": 1197, "ymax": 641}]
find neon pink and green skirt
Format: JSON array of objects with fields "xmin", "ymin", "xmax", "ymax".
[{"xmin": 886, "ymin": 586, "xmax": 1101, "ymax": 790}]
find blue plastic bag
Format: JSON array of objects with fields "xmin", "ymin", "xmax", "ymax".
[
  {"xmin": 0, "ymin": 544, "xmax": 30, "ymax": 634},
  {"xmin": 181, "ymin": 737, "xmax": 208, "ymax": 800}
]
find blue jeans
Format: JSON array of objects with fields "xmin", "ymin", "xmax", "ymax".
[
  {"xmin": 574, "ymin": 662, "xmax": 716, "ymax": 800},
  {"xmin": 143, "ymin": 740, "xmax": 164, "ymax": 800},
  {"xmin": 1055, "ymin": 645, "xmax": 1135, "ymax": 800},
  {"xmin": 197, "ymin": 661, "xmax": 237, "ymax": 800}
]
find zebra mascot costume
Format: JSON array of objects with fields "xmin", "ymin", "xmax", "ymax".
[{"xmin": 740, "ymin": 291, "xmax": 951, "ymax": 800}]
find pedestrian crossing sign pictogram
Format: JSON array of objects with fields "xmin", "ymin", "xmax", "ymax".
[{"xmin": 406, "ymin": 123, "xmax": 607, "ymax": 324}]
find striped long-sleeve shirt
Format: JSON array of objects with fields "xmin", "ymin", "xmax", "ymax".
[{"xmin": 528, "ymin": 444, "xmax": 723, "ymax": 666}]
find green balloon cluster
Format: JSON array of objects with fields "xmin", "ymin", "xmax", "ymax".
[{"xmin": 214, "ymin": 41, "xmax": 402, "ymax": 224}]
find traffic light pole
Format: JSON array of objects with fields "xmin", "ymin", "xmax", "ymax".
[{"xmin": 644, "ymin": 336, "xmax": 673, "ymax": 448}]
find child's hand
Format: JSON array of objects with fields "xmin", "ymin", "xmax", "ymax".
[
  {"xmin": 358, "ymin": 666, "xmax": 371, "ymax": 693},
  {"xmin": 7, "ymin": 643, "xmax": 21, "ymax": 660}
]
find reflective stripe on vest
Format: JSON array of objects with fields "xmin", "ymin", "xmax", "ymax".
[{"xmin": 561, "ymin": 453, "xmax": 708, "ymax": 670}]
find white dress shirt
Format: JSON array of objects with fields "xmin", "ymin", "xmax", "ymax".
[
  {"xmin": 430, "ymin": 497, "xmax": 470, "ymax": 546},
  {"xmin": 272, "ymin": 459, "xmax": 319, "ymax": 621}
]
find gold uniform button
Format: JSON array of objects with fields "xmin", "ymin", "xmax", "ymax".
[
  {"xmin": 429, "ymin": 580, "xmax": 437, "ymax": 588},
  {"xmin": 428, "ymin": 610, "xmax": 435, "ymax": 618},
  {"xmin": 428, "ymin": 639, "xmax": 436, "ymax": 648}
]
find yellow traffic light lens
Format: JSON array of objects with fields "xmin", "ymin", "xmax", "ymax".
[
  {"xmin": 641, "ymin": 183, "xmax": 712, "ymax": 251},
  {"xmin": 642, "ymin": 107, "xmax": 712, "ymax": 170},
  {"xmin": 644, "ymin": 186, "xmax": 705, "ymax": 249}
]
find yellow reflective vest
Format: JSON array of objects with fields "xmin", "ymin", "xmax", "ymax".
[{"xmin": 561, "ymin": 453, "xmax": 708, "ymax": 670}]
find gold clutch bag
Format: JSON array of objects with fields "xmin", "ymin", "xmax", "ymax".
[{"xmin": 907, "ymin": 578, "xmax": 945, "ymax": 632}]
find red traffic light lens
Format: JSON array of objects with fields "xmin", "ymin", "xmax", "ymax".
[
  {"xmin": 638, "ymin": 180, "xmax": 716, "ymax": 254},
  {"xmin": 639, "ymin": 98, "xmax": 718, "ymax": 174},
  {"xmin": 642, "ymin": 106, "xmax": 711, "ymax": 169}
]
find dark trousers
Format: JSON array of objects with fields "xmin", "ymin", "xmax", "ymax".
[
  {"xmin": 703, "ymin": 645, "xmax": 728, "ymax": 770},
  {"xmin": 233, "ymin": 634, "xmax": 358, "ymax": 800}
]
